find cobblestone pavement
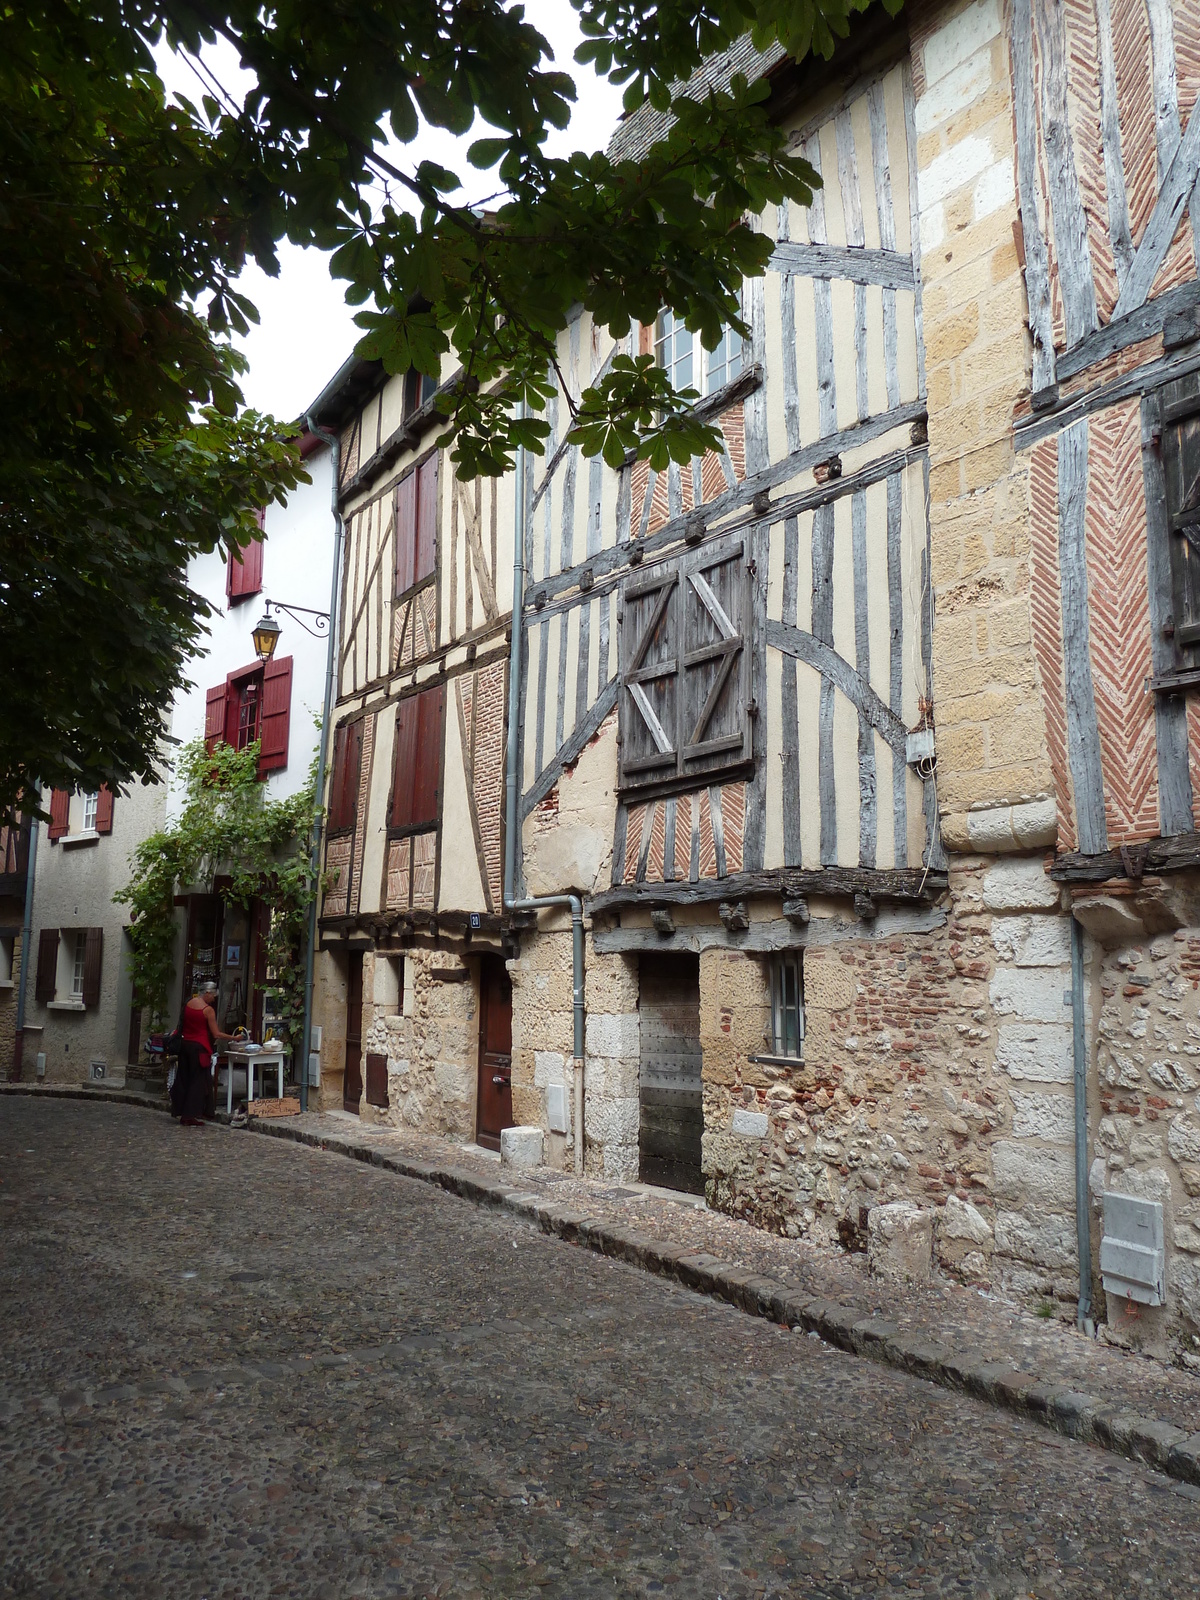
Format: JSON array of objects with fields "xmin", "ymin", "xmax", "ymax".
[{"xmin": 4, "ymin": 1099, "xmax": 1200, "ymax": 1600}]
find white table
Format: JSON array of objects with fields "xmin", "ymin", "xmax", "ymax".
[{"xmin": 222, "ymin": 1048, "xmax": 286, "ymax": 1115}]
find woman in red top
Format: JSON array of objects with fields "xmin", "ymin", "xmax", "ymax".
[{"xmin": 178, "ymin": 981, "xmax": 233, "ymax": 1125}]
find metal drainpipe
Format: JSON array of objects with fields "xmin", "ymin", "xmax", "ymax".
[
  {"xmin": 502, "ymin": 417, "xmax": 586, "ymax": 1172},
  {"xmin": 297, "ymin": 415, "xmax": 345, "ymax": 1114},
  {"xmin": 13, "ymin": 807, "xmax": 39, "ymax": 1080},
  {"xmin": 1071, "ymin": 913, "xmax": 1094, "ymax": 1331}
]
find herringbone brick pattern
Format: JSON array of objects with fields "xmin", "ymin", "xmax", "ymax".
[{"xmin": 1028, "ymin": 434, "xmax": 1078, "ymax": 850}]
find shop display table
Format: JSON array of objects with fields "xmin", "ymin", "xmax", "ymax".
[{"xmin": 221, "ymin": 1047, "xmax": 286, "ymax": 1115}]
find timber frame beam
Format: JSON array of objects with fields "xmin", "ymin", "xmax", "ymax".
[
  {"xmin": 1050, "ymin": 831, "xmax": 1200, "ymax": 883},
  {"xmin": 586, "ymin": 865, "xmax": 947, "ymax": 917}
]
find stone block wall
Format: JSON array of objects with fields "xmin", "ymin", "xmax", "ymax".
[{"xmin": 360, "ymin": 948, "xmax": 477, "ymax": 1139}]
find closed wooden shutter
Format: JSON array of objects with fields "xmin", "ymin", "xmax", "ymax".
[
  {"xmin": 364, "ymin": 1051, "xmax": 390, "ymax": 1108},
  {"xmin": 258, "ymin": 655, "xmax": 293, "ymax": 774},
  {"xmin": 328, "ymin": 718, "xmax": 364, "ymax": 832},
  {"xmin": 227, "ymin": 521, "xmax": 265, "ymax": 602},
  {"xmin": 82, "ymin": 927, "xmax": 103, "ymax": 1009},
  {"xmin": 415, "ymin": 454, "xmax": 438, "ymax": 585},
  {"xmin": 204, "ymin": 684, "xmax": 228, "ymax": 752},
  {"xmin": 1160, "ymin": 375, "xmax": 1200, "ymax": 667},
  {"xmin": 36, "ymin": 927, "xmax": 58, "ymax": 1002},
  {"xmin": 391, "ymin": 686, "xmax": 443, "ymax": 830},
  {"xmin": 395, "ymin": 468, "xmax": 417, "ymax": 595},
  {"xmin": 618, "ymin": 534, "xmax": 750, "ymax": 796},
  {"xmin": 95, "ymin": 785, "xmax": 114, "ymax": 834},
  {"xmin": 47, "ymin": 789, "xmax": 70, "ymax": 840}
]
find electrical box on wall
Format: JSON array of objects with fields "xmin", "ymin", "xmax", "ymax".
[
  {"xmin": 1100, "ymin": 1192, "xmax": 1165, "ymax": 1307},
  {"xmin": 546, "ymin": 1083, "xmax": 569, "ymax": 1135},
  {"xmin": 308, "ymin": 1052, "xmax": 321, "ymax": 1088},
  {"xmin": 36, "ymin": 1052, "xmax": 46, "ymax": 1079},
  {"xmin": 89, "ymin": 1060, "xmax": 106, "ymax": 1081}
]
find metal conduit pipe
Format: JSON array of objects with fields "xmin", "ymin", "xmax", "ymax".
[
  {"xmin": 298, "ymin": 414, "xmax": 346, "ymax": 1114},
  {"xmin": 502, "ymin": 413, "xmax": 587, "ymax": 1173},
  {"xmin": 1071, "ymin": 913, "xmax": 1094, "ymax": 1332}
]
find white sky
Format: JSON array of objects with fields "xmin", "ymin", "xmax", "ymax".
[{"xmin": 153, "ymin": 3, "xmax": 625, "ymax": 422}]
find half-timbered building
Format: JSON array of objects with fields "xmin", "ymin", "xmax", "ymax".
[{"xmin": 312, "ymin": 0, "xmax": 1200, "ymax": 1358}]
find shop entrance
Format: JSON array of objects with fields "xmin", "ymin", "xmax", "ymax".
[
  {"xmin": 638, "ymin": 953, "xmax": 704, "ymax": 1194},
  {"xmin": 343, "ymin": 951, "xmax": 364, "ymax": 1114},
  {"xmin": 475, "ymin": 954, "xmax": 513, "ymax": 1150}
]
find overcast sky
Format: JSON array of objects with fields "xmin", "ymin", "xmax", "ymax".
[{"xmin": 154, "ymin": 3, "xmax": 625, "ymax": 423}]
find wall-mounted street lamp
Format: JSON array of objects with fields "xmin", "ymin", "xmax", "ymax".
[{"xmin": 251, "ymin": 599, "xmax": 330, "ymax": 662}]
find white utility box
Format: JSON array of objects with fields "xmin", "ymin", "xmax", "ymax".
[{"xmin": 1100, "ymin": 1192, "xmax": 1165, "ymax": 1306}]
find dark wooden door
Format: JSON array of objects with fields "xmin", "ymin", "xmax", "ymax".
[
  {"xmin": 475, "ymin": 955, "xmax": 513, "ymax": 1150},
  {"xmin": 639, "ymin": 953, "xmax": 704, "ymax": 1194},
  {"xmin": 343, "ymin": 951, "xmax": 363, "ymax": 1114}
]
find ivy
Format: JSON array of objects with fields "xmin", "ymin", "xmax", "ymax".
[{"xmin": 115, "ymin": 737, "xmax": 323, "ymax": 1047}]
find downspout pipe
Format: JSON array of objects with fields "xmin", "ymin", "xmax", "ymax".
[
  {"xmin": 1071, "ymin": 913, "xmax": 1093, "ymax": 1331},
  {"xmin": 13, "ymin": 808, "xmax": 39, "ymax": 1081},
  {"xmin": 298, "ymin": 415, "xmax": 345, "ymax": 1114},
  {"xmin": 502, "ymin": 416, "xmax": 586, "ymax": 1171}
]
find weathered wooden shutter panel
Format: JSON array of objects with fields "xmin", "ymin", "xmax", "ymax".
[
  {"xmin": 390, "ymin": 695, "xmax": 421, "ymax": 829},
  {"xmin": 364, "ymin": 1051, "xmax": 390, "ymax": 1108},
  {"xmin": 82, "ymin": 928, "xmax": 103, "ymax": 1009},
  {"xmin": 204, "ymin": 685, "xmax": 228, "ymax": 752},
  {"xmin": 415, "ymin": 454, "xmax": 438, "ymax": 586},
  {"xmin": 329, "ymin": 718, "xmax": 364, "ymax": 832},
  {"xmin": 680, "ymin": 537, "xmax": 750, "ymax": 780},
  {"xmin": 395, "ymin": 469, "xmax": 417, "ymax": 595},
  {"xmin": 227, "ymin": 528, "xmax": 264, "ymax": 601},
  {"xmin": 411, "ymin": 684, "xmax": 445, "ymax": 828},
  {"xmin": 619, "ymin": 564, "xmax": 680, "ymax": 790},
  {"xmin": 258, "ymin": 655, "xmax": 293, "ymax": 774},
  {"xmin": 47, "ymin": 790, "xmax": 70, "ymax": 840},
  {"xmin": 1160, "ymin": 375, "xmax": 1200, "ymax": 668},
  {"xmin": 94, "ymin": 785, "xmax": 114, "ymax": 834},
  {"xmin": 36, "ymin": 927, "xmax": 58, "ymax": 1002}
]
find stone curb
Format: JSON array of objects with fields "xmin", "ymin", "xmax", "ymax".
[
  {"xmin": 240, "ymin": 1114, "xmax": 1200, "ymax": 1490},
  {"xmin": 8, "ymin": 1091, "xmax": 1198, "ymax": 1489}
]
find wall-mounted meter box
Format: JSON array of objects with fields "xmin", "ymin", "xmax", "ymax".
[{"xmin": 1100, "ymin": 1192, "xmax": 1165, "ymax": 1307}]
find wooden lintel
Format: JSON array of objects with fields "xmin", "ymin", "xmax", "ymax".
[
  {"xmin": 1050, "ymin": 831, "xmax": 1200, "ymax": 884},
  {"xmin": 587, "ymin": 865, "xmax": 945, "ymax": 916}
]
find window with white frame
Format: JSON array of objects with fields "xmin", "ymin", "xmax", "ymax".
[
  {"xmin": 81, "ymin": 791, "xmax": 99, "ymax": 832},
  {"xmin": 769, "ymin": 954, "xmax": 804, "ymax": 1059},
  {"xmin": 655, "ymin": 291, "xmax": 745, "ymax": 399},
  {"xmin": 71, "ymin": 930, "xmax": 88, "ymax": 998},
  {"xmin": 0, "ymin": 933, "xmax": 14, "ymax": 986}
]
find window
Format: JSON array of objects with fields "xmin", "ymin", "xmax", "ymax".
[
  {"xmin": 82, "ymin": 791, "xmax": 98, "ymax": 832},
  {"xmin": 655, "ymin": 292, "xmax": 745, "ymax": 399},
  {"xmin": 71, "ymin": 930, "xmax": 87, "ymax": 998},
  {"xmin": 227, "ymin": 511, "xmax": 265, "ymax": 603},
  {"xmin": 770, "ymin": 954, "xmax": 804, "ymax": 1059},
  {"xmin": 404, "ymin": 369, "xmax": 438, "ymax": 418},
  {"xmin": 35, "ymin": 926, "xmax": 102, "ymax": 1008},
  {"xmin": 204, "ymin": 657, "xmax": 293, "ymax": 775},
  {"xmin": 395, "ymin": 454, "xmax": 438, "ymax": 597},
  {"xmin": 0, "ymin": 932, "xmax": 14, "ymax": 986},
  {"xmin": 46, "ymin": 786, "xmax": 113, "ymax": 843},
  {"xmin": 1159, "ymin": 372, "xmax": 1200, "ymax": 669},
  {"xmin": 618, "ymin": 533, "xmax": 753, "ymax": 798},
  {"xmin": 328, "ymin": 718, "xmax": 365, "ymax": 834},
  {"xmin": 390, "ymin": 686, "xmax": 445, "ymax": 832}
]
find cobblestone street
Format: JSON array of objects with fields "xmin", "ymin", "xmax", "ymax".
[{"xmin": 4, "ymin": 1099, "xmax": 1200, "ymax": 1599}]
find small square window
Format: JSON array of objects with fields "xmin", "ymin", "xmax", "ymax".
[{"xmin": 770, "ymin": 954, "xmax": 804, "ymax": 1059}]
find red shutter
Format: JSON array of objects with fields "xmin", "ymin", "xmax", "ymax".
[
  {"xmin": 47, "ymin": 789, "xmax": 70, "ymax": 841},
  {"xmin": 329, "ymin": 718, "xmax": 364, "ymax": 832},
  {"xmin": 36, "ymin": 928, "xmax": 58, "ymax": 1002},
  {"xmin": 328, "ymin": 724, "xmax": 348, "ymax": 829},
  {"xmin": 258, "ymin": 655, "xmax": 293, "ymax": 775},
  {"xmin": 395, "ymin": 469, "xmax": 417, "ymax": 595},
  {"xmin": 82, "ymin": 927, "xmax": 103, "ymax": 1009},
  {"xmin": 415, "ymin": 454, "xmax": 438, "ymax": 586},
  {"xmin": 390, "ymin": 695, "xmax": 420, "ymax": 829},
  {"xmin": 412, "ymin": 684, "xmax": 444, "ymax": 828},
  {"xmin": 227, "ymin": 523, "xmax": 264, "ymax": 602},
  {"xmin": 204, "ymin": 684, "xmax": 228, "ymax": 752},
  {"xmin": 95, "ymin": 785, "xmax": 114, "ymax": 835}
]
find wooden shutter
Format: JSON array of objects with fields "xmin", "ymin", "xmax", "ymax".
[
  {"xmin": 1160, "ymin": 375, "xmax": 1200, "ymax": 667},
  {"xmin": 415, "ymin": 454, "xmax": 438, "ymax": 586},
  {"xmin": 47, "ymin": 789, "xmax": 70, "ymax": 840},
  {"xmin": 618, "ymin": 535, "xmax": 750, "ymax": 795},
  {"xmin": 680, "ymin": 538, "xmax": 750, "ymax": 781},
  {"xmin": 94, "ymin": 785, "xmax": 114, "ymax": 834},
  {"xmin": 204, "ymin": 684, "xmax": 228, "ymax": 752},
  {"xmin": 395, "ymin": 468, "xmax": 417, "ymax": 595},
  {"xmin": 391, "ymin": 686, "xmax": 443, "ymax": 830},
  {"xmin": 258, "ymin": 656, "xmax": 293, "ymax": 774},
  {"xmin": 619, "ymin": 564, "xmax": 681, "ymax": 789},
  {"xmin": 227, "ymin": 520, "xmax": 265, "ymax": 602},
  {"xmin": 82, "ymin": 927, "xmax": 103, "ymax": 1009},
  {"xmin": 36, "ymin": 928, "xmax": 58, "ymax": 1002},
  {"xmin": 365, "ymin": 1051, "xmax": 390, "ymax": 1108},
  {"xmin": 639, "ymin": 321, "xmax": 654, "ymax": 356},
  {"xmin": 328, "ymin": 718, "xmax": 364, "ymax": 832}
]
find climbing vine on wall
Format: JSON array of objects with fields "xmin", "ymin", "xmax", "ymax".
[{"xmin": 116, "ymin": 738, "xmax": 323, "ymax": 1045}]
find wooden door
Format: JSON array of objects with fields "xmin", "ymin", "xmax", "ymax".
[
  {"xmin": 638, "ymin": 953, "xmax": 704, "ymax": 1194},
  {"xmin": 475, "ymin": 955, "xmax": 513, "ymax": 1150},
  {"xmin": 343, "ymin": 951, "xmax": 363, "ymax": 1114}
]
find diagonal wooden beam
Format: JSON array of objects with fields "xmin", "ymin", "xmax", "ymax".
[{"xmin": 1114, "ymin": 96, "xmax": 1200, "ymax": 319}]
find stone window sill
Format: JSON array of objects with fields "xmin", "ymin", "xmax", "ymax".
[
  {"xmin": 0, "ymin": 979, "xmax": 13, "ymax": 990},
  {"xmin": 47, "ymin": 999, "xmax": 87, "ymax": 1012},
  {"xmin": 748, "ymin": 1051, "xmax": 805, "ymax": 1068},
  {"xmin": 62, "ymin": 831, "xmax": 100, "ymax": 851}
]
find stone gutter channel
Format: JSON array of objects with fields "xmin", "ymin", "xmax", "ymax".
[{"xmin": 6, "ymin": 1081, "xmax": 1200, "ymax": 1489}]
